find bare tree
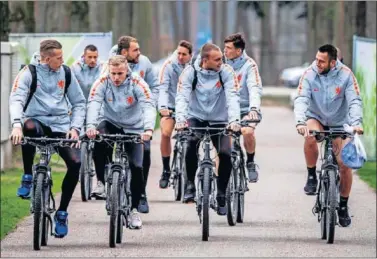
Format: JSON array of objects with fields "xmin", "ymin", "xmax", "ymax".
[
  {"xmin": 8, "ymin": 1, "xmax": 35, "ymax": 33},
  {"xmin": 112, "ymin": 1, "xmax": 133, "ymax": 43},
  {"xmin": 70, "ymin": 2, "xmax": 89, "ymax": 33},
  {"xmin": 356, "ymin": 1, "xmax": 366, "ymax": 37},
  {"xmin": 169, "ymin": 1, "xmax": 180, "ymax": 46},
  {"xmin": 211, "ymin": 1, "xmax": 218, "ymax": 45},
  {"xmin": 182, "ymin": 1, "xmax": 190, "ymax": 42},
  {"xmin": 151, "ymin": 1, "xmax": 161, "ymax": 61},
  {"xmin": 0, "ymin": 1, "xmax": 10, "ymax": 41}
]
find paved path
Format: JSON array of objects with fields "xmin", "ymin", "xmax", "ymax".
[{"xmin": 1, "ymin": 107, "xmax": 375, "ymax": 257}]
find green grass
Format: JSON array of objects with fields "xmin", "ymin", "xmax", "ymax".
[
  {"xmin": 0, "ymin": 168, "xmax": 66, "ymax": 240},
  {"xmin": 357, "ymin": 162, "xmax": 376, "ymax": 191}
]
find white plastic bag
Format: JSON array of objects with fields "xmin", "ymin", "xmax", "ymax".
[{"xmin": 341, "ymin": 124, "xmax": 367, "ymax": 169}]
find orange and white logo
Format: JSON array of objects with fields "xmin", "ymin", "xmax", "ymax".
[
  {"xmin": 126, "ymin": 96, "xmax": 134, "ymax": 104},
  {"xmin": 139, "ymin": 70, "xmax": 145, "ymax": 78},
  {"xmin": 57, "ymin": 80, "xmax": 65, "ymax": 89}
]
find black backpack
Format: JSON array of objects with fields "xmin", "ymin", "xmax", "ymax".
[
  {"xmin": 20, "ymin": 64, "xmax": 71, "ymax": 112},
  {"xmin": 191, "ymin": 65, "xmax": 224, "ymax": 91}
]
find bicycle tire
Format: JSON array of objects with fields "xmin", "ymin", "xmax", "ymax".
[
  {"xmin": 202, "ymin": 167, "xmax": 211, "ymax": 241},
  {"xmin": 33, "ymin": 173, "xmax": 45, "ymax": 250},
  {"xmin": 80, "ymin": 142, "xmax": 90, "ymax": 202},
  {"xmin": 227, "ymin": 167, "xmax": 239, "ymax": 226},
  {"xmin": 327, "ymin": 170, "xmax": 337, "ymax": 244},
  {"xmin": 320, "ymin": 179, "xmax": 327, "ymax": 240},
  {"xmin": 116, "ymin": 175, "xmax": 125, "ymax": 244},
  {"xmin": 173, "ymin": 150, "xmax": 182, "ymax": 201},
  {"xmin": 237, "ymin": 166, "xmax": 246, "ymax": 223},
  {"xmin": 109, "ymin": 170, "xmax": 120, "ymax": 248},
  {"xmin": 41, "ymin": 182, "xmax": 51, "ymax": 246}
]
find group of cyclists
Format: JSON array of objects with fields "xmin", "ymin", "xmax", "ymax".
[{"xmin": 9, "ymin": 32, "xmax": 363, "ymax": 239}]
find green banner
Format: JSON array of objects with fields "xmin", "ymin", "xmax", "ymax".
[{"xmin": 353, "ymin": 35, "xmax": 376, "ymax": 161}]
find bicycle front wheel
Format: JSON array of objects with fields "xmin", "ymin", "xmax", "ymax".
[
  {"xmin": 202, "ymin": 167, "xmax": 211, "ymax": 241},
  {"xmin": 33, "ymin": 173, "xmax": 45, "ymax": 251},
  {"xmin": 326, "ymin": 170, "xmax": 337, "ymax": 244},
  {"xmin": 109, "ymin": 170, "xmax": 121, "ymax": 248}
]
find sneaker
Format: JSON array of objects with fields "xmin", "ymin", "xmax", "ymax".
[
  {"xmin": 159, "ymin": 170, "xmax": 171, "ymax": 189},
  {"xmin": 138, "ymin": 194, "xmax": 149, "ymax": 214},
  {"xmin": 338, "ymin": 206, "xmax": 351, "ymax": 227},
  {"xmin": 247, "ymin": 162, "xmax": 259, "ymax": 183},
  {"xmin": 91, "ymin": 181, "xmax": 106, "ymax": 198},
  {"xmin": 129, "ymin": 209, "xmax": 142, "ymax": 229},
  {"xmin": 216, "ymin": 194, "xmax": 227, "ymax": 216},
  {"xmin": 54, "ymin": 211, "xmax": 69, "ymax": 238},
  {"xmin": 183, "ymin": 181, "xmax": 196, "ymax": 203},
  {"xmin": 304, "ymin": 175, "xmax": 318, "ymax": 195},
  {"xmin": 17, "ymin": 174, "xmax": 33, "ymax": 199}
]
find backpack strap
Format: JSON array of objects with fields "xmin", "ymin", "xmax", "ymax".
[
  {"xmin": 191, "ymin": 65, "xmax": 198, "ymax": 91},
  {"xmin": 23, "ymin": 64, "xmax": 37, "ymax": 112},
  {"xmin": 62, "ymin": 64, "xmax": 71, "ymax": 94},
  {"xmin": 219, "ymin": 71, "xmax": 224, "ymax": 89}
]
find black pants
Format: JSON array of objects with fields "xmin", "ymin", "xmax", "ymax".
[
  {"xmin": 22, "ymin": 119, "xmax": 81, "ymax": 212},
  {"xmin": 93, "ymin": 120, "xmax": 144, "ymax": 209},
  {"xmin": 185, "ymin": 118, "xmax": 232, "ymax": 196},
  {"xmin": 142, "ymin": 140, "xmax": 151, "ymax": 196}
]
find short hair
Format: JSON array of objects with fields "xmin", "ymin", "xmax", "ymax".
[
  {"xmin": 318, "ymin": 44, "xmax": 337, "ymax": 61},
  {"xmin": 200, "ymin": 43, "xmax": 221, "ymax": 59},
  {"xmin": 178, "ymin": 40, "xmax": 193, "ymax": 55},
  {"xmin": 117, "ymin": 36, "xmax": 138, "ymax": 54},
  {"xmin": 40, "ymin": 39, "xmax": 62, "ymax": 57},
  {"xmin": 84, "ymin": 44, "xmax": 98, "ymax": 53},
  {"xmin": 108, "ymin": 55, "xmax": 128, "ymax": 67},
  {"xmin": 224, "ymin": 33, "xmax": 246, "ymax": 51}
]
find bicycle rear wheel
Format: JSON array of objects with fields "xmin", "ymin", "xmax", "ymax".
[
  {"xmin": 226, "ymin": 167, "xmax": 239, "ymax": 226},
  {"xmin": 33, "ymin": 173, "xmax": 45, "ymax": 251},
  {"xmin": 109, "ymin": 170, "xmax": 120, "ymax": 248},
  {"xmin": 116, "ymin": 175, "xmax": 125, "ymax": 244}
]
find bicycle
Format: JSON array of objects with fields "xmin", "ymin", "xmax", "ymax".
[
  {"xmin": 83, "ymin": 133, "xmax": 143, "ymax": 248},
  {"xmin": 310, "ymin": 129, "xmax": 352, "ymax": 244},
  {"xmin": 20, "ymin": 137, "xmax": 78, "ymax": 251},
  {"xmin": 79, "ymin": 138, "xmax": 95, "ymax": 201},
  {"xmin": 170, "ymin": 129, "xmax": 191, "ymax": 201},
  {"xmin": 226, "ymin": 119, "xmax": 260, "ymax": 226},
  {"xmin": 185, "ymin": 126, "xmax": 229, "ymax": 241}
]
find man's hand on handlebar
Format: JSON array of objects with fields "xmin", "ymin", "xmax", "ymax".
[
  {"xmin": 86, "ymin": 128, "xmax": 99, "ymax": 139},
  {"xmin": 141, "ymin": 130, "xmax": 153, "ymax": 141},
  {"xmin": 296, "ymin": 124, "xmax": 309, "ymax": 137},
  {"xmin": 10, "ymin": 127, "xmax": 23, "ymax": 145},
  {"xmin": 227, "ymin": 121, "xmax": 241, "ymax": 132}
]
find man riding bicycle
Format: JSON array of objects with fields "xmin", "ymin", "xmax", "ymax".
[
  {"xmin": 102, "ymin": 36, "xmax": 159, "ymax": 213},
  {"xmin": 175, "ymin": 43, "xmax": 241, "ymax": 215},
  {"xmin": 294, "ymin": 44, "xmax": 363, "ymax": 227},
  {"xmin": 9, "ymin": 39, "xmax": 86, "ymax": 238},
  {"xmin": 86, "ymin": 55, "xmax": 156, "ymax": 229},
  {"xmin": 223, "ymin": 33, "xmax": 263, "ymax": 183},
  {"xmin": 157, "ymin": 40, "xmax": 193, "ymax": 189}
]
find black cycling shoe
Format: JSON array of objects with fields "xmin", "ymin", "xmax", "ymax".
[
  {"xmin": 338, "ymin": 206, "xmax": 352, "ymax": 227},
  {"xmin": 304, "ymin": 175, "xmax": 318, "ymax": 195},
  {"xmin": 159, "ymin": 170, "xmax": 171, "ymax": 189},
  {"xmin": 216, "ymin": 195, "xmax": 227, "ymax": 216},
  {"xmin": 183, "ymin": 181, "xmax": 196, "ymax": 203},
  {"xmin": 247, "ymin": 162, "xmax": 259, "ymax": 183}
]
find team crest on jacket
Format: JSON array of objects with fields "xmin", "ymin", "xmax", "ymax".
[
  {"xmin": 335, "ymin": 86, "xmax": 341, "ymax": 95},
  {"xmin": 237, "ymin": 74, "xmax": 242, "ymax": 82},
  {"xmin": 57, "ymin": 80, "xmax": 65, "ymax": 89},
  {"xmin": 126, "ymin": 96, "xmax": 134, "ymax": 104},
  {"xmin": 215, "ymin": 81, "xmax": 221, "ymax": 88},
  {"xmin": 140, "ymin": 70, "xmax": 145, "ymax": 78}
]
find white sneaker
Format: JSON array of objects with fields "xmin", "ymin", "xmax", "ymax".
[
  {"xmin": 129, "ymin": 209, "xmax": 142, "ymax": 229},
  {"xmin": 91, "ymin": 181, "xmax": 105, "ymax": 197}
]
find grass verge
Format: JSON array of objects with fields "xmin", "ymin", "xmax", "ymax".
[{"xmin": 357, "ymin": 161, "xmax": 376, "ymax": 191}]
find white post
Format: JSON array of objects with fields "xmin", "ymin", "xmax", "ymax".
[{"xmin": 1, "ymin": 42, "xmax": 16, "ymax": 170}]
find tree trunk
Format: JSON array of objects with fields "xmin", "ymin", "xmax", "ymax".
[
  {"xmin": 356, "ymin": 1, "xmax": 366, "ymax": 37},
  {"xmin": 70, "ymin": 1, "xmax": 89, "ymax": 33},
  {"xmin": 24, "ymin": 1, "xmax": 35, "ymax": 33},
  {"xmin": 182, "ymin": 1, "xmax": 191, "ymax": 43},
  {"xmin": 132, "ymin": 2, "xmax": 153, "ymax": 58},
  {"xmin": 366, "ymin": 1, "xmax": 376, "ymax": 39},
  {"xmin": 151, "ymin": 1, "xmax": 161, "ymax": 61},
  {"xmin": 211, "ymin": 1, "xmax": 218, "ymax": 45},
  {"xmin": 260, "ymin": 1, "xmax": 274, "ymax": 85},
  {"xmin": 220, "ymin": 1, "xmax": 228, "ymax": 43},
  {"xmin": 89, "ymin": 1, "xmax": 110, "ymax": 33},
  {"xmin": 0, "ymin": 1, "xmax": 10, "ymax": 41},
  {"xmin": 112, "ymin": 1, "xmax": 133, "ymax": 43},
  {"xmin": 169, "ymin": 1, "xmax": 180, "ymax": 46}
]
